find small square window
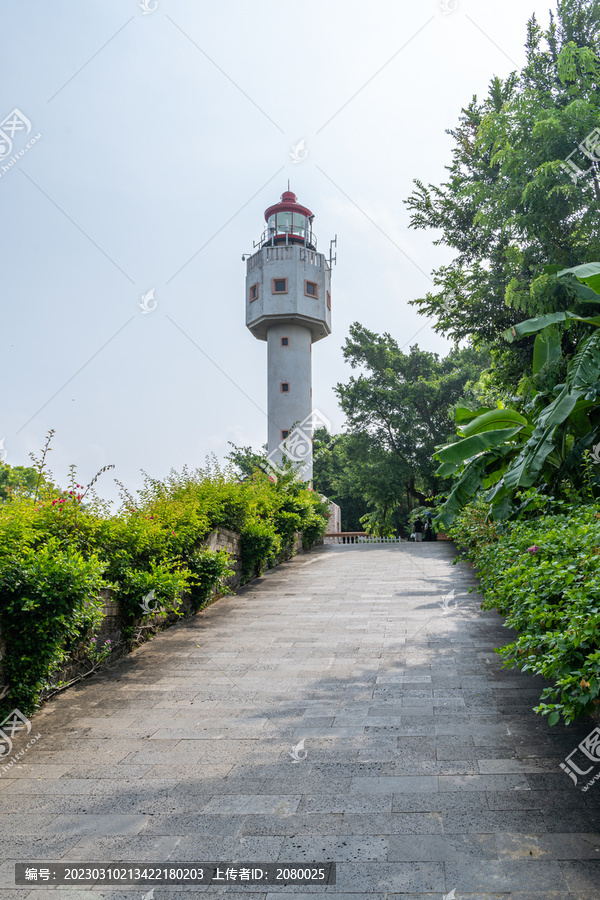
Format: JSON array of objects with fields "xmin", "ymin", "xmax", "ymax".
[
  {"xmin": 281, "ymin": 429, "xmax": 290, "ymax": 440},
  {"xmin": 304, "ymin": 280, "xmax": 318, "ymax": 298},
  {"xmin": 280, "ymin": 337, "xmax": 289, "ymax": 347},
  {"xmin": 249, "ymin": 283, "xmax": 258, "ymax": 302},
  {"xmin": 272, "ymin": 278, "xmax": 288, "ymax": 294},
  {"xmin": 281, "ymin": 382, "xmax": 290, "ymax": 393},
  {"xmin": 327, "ymin": 290, "xmax": 331, "ymax": 310}
]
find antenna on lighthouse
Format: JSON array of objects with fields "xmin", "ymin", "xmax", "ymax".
[{"xmin": 329, "ymin": 235, "xmax": 337, "ymax": 269}]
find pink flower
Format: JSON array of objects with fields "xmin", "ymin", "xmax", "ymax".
[{"xmin": 526, "ymin": 545, "xmax": 540, "ymax": 554}]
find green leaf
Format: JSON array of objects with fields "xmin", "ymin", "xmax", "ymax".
[
  {"xmin": 436, "ymin": 427, "xmax": 524, "ymax": 466},
  {"xmin": 454, "ymin": 405, "xmax": 493, "ymax": 426},
  {"xmin": 569, "ymin": 331, "xmax": 600, "ymax": 391},
  {"xmin": 548, "ymin": 710, "xmax": 560, "ymax": 727},
  {"xmin": 558, "ymin": 262, "xmax": 600, "ymax": 295},
  {"xmin": 532, "ymin": 328, "xmax": 562, "ymax": 376},
  {"xmin": 503, "ymin": 311, "xmax": 568, "ymax": 343},
  {"xmin": 501, "ymin": 388, "xmax": 579, "ymax": 491},
  {"xmin": 566, "ymin": 279, "xmax": 600, "ymax": 304},
  {"xmin": 436, "ymin": 458, "xmax": 488, "ymax": 529},
  {"xmin": 460, "ymin": 408, "xmax": 529, "ymax": 437}
]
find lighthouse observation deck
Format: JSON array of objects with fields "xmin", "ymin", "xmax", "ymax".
[{"xmin": 246, "ymin": 242, "xmax": 328, "ymax": 273}]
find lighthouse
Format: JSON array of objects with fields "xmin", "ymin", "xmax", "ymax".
[{"xmin": 245, "ymin": 189, "xmax": 332, "ymax": 480}]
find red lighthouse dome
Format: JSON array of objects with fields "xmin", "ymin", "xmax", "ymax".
[{"xmin": 263, "ymin": 189, "xmax": 316, "ymax": 249}]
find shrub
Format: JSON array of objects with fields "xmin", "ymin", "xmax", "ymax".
[
  {"xmin": 0, "ymin": 447, "xmax": 328, "ymax": 715},
  {"xmin": 450, "ymin": 504, "xmax": 600, "ymax": 725},
  {"xmin": 0, "ymin": 540, "xmax": 105, "ymax": 714}
]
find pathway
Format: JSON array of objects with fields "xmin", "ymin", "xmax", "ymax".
[{"xmin": 2, "ymin": 543, "xmax": 600, "ymax": 898}]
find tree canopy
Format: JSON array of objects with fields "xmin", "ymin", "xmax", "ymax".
[{"xmin": 406, "ymin": 0, "xmax": 600, "ymax": 389}]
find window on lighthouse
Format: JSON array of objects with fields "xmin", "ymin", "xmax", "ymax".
[
  {"xmin": 281, "ymin": 337, "xmax": 289, "ymax": 346},
  {"xmin": 277, "ymin": 211, "xmax": 292, "ymax": 234},
  {"xmin": 281, "ymin": 382, "xmax": 290, "ymax": 393},
  {"xmin": 249, "ymin": 283, "xmax": 258, "ymax": 301},
  {"xmin": 272, "ymin": 278, "xmax": 288, "ymax": 294},
  {"xmin": 292, "ymin": 213, "xmax": 307, "ymax": 238},
  {"xmin": 305, "ymin": 280, "xmax": 318, "ymax": 298},
  {"xmin": 281, "ymin": 430, "xmax": 290, "ymax": 440}
]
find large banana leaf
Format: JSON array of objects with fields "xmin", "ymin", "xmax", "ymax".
[
  {"xmin": 564, "ymin": 279, "xmax": 600, "ymax": 304},
  {"xmin": 454, "ymin": 404, "xmax": 493, "ymax": 426},
  {"xmin": 532, "ymin": 327, "xmax": 561, "ymax": 375},
  {"xmin": 435, "ymin": 427, "xmax": 524, "ymax": 467},
  {"xmin": 459, "ymin": 407, "xmax": 529, "ymax": 437},
  {"xmin": 503, "ymin": 311, "xmax": 568, "ymax": 342},
  {"xmin": 436, "ymin": 458, "xmax": 488, "ymax": 529},
  {"xmin": 501, "ymin": 388, "xmax": 580, "ymax": 491},
  {"xmin": 568, "ymin": 330, "xmax": 600, "ymax": 391},
  {"xmin": 558, "ymin": 262, "xmax": 600, "ymax": 295}
]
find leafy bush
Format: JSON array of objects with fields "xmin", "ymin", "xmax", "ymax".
[
  {"xmin": 451, "ymin": 504, "xmax": 600, "ymax": 725},
  {"xmin": 0, "ymin": 445, "xmax": 328, "ymax": 715},
  {"xmin": 0, "ymin": 540, "xmax": 105, "ymax": 712},
  {"xmin": 186, "ymin": 549, "xmax": 232, "ymax": 612}
]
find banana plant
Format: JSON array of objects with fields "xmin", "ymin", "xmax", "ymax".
[{"xmin": 435, "ymin": 263, "xmax": 600, "ymax": 528}]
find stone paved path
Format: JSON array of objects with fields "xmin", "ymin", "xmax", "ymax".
[{"xmin": 2, "ymin": 542, "xmax": 600, "ymax": 898}]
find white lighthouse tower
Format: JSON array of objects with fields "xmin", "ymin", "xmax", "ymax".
[{"xmin": 245, "ymin": 189, "xmax": 332, "ymax": 480}]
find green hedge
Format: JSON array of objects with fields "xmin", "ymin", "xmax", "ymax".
[
  {"xmin": 450, "ymin": 502, "xmax": 600, "ymax": 725},
  {"xmin": 0, "ymin": 460, "xmax": 329, "ymax": 715}
]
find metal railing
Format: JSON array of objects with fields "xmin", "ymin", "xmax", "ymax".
[
  {"xmin": 257, "ymin": 228, "xmax": 318, "ymax": 251},
  {"xmin": 246, "ymin": 243, "xmax": 327, "ymax": 272}
]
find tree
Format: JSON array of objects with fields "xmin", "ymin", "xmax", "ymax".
[
  {"xmin": 333, "ymin": 324, "xmax": 490, "ymax": 526},
  {"xmin": 0, "ymin": 463, "xmax": 40, "ymax": 501},
  {"xmin": 226, "ymin": 442, "xmax": 268, "ymax": 480},
  {"xmin": 312, "ymin": 429, "xmax": 400, "ymax": 533},
  {"xmin": 311, "ymin": 429, "xmax": 369, "ymax": 531},
  {"xmin": 405, "ymin": 0, "xmax": 600, "ymax": 389}
]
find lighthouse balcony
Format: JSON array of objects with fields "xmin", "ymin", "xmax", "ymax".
[{"xmin": 246, "ymin": 243, "xmax": 328, "ymax": 273}]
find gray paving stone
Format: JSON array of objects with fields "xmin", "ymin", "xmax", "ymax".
[
  {"xmin": 442, "ymin": 810, "xmax": 550, "ymax": 834},
  {"xmin": 278, "ymin": 835, "xmax": 388, "ymax": 861},
  {"xmin": 2, "ymin": 543, "xmax": 598, "ymax": 893},
  {"xmin": 350, "ymin": 775, "xmax": 439, "ymax": 793},
  {"xmin": 444, "ymin": 859, "xmax": 568, "ymax": 892},
  {"xmin": 388, "ymin": 832, "xmax": 497, "ymax": 861},
  {"xmin": 239, "ymin": 814, "xmax": 342, "ymax": 835},
  {"xmin": 495, "ymin": 832, "xmax": 600, "ymax": 859},
  {"xmin": 340, "ymin": 812, "xmax": 442, "ymax": 834},
  {"xmin": 297, "ymin": 794, "xmax": 392, "ymax": 814}
]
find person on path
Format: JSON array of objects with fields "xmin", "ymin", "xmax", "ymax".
[
  {"xmin": 424, "ymin": 516, "xmax": 434, "ymax": 542},
  {"xmin": 413, "ymin": 517, "xmax": 423, "ymax": 542}
]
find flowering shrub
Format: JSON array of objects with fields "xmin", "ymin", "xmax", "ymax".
[
  {"xmin": 0, "ymin": 447, "xmax": 328, "ymax": 715},
  {"xmin": 450, "ymin": 504, "xmax": 600, "ymax": 725}
]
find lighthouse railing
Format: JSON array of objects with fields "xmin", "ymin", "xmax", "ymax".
[{"xmin": 246, "ymin": 244, "xmax": 326, "ymax": 271}]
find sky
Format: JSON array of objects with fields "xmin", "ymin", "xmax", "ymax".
[{"xmin": 1, "ymin": 0, "xmax": 556, "ymax": 503}]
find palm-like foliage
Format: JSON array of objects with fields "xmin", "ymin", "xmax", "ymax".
[{"xmin": 435, "ymin": 263, "xmax": 600, "ymax": 528}]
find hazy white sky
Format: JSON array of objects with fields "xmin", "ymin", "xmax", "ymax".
[{"xmin": 2, "ymin": 0, "xmax": 555, "ymax": 500}]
